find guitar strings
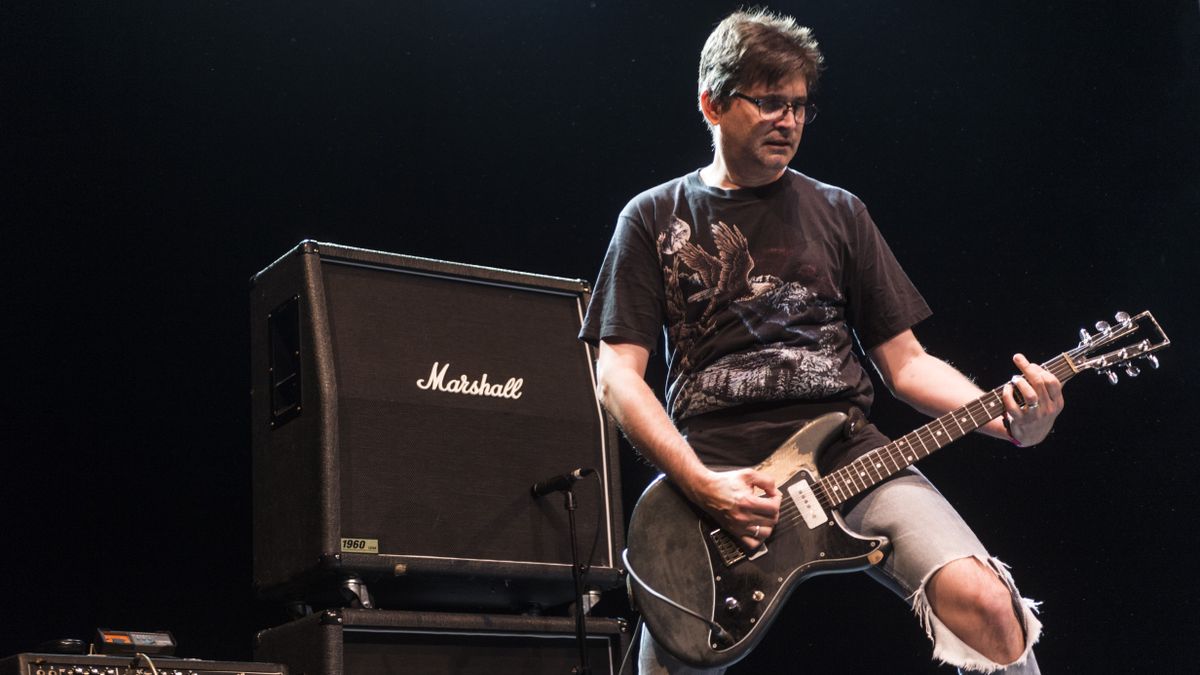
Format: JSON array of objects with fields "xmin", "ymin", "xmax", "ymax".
[{"xmin": 741, "ymin": 355, "xmax": 1080, "ymax": 550}]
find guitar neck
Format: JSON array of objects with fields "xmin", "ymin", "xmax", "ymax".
[{"xmin": 819, "ymin": 353, "xmax": 1079, "ymax": 508}]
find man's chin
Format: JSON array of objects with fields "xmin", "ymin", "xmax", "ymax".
[
  {"xmin": 760, "ymin": 154, "xmax": 794, "ymax": 173},
  {"xmin": 761, "ymin": 146, "xmax": 796, "ymax": 164}
]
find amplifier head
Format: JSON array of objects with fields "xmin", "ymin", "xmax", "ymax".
[{"xmin": 0, "ymin": 654, "xmax": 286, "ymax": 675}]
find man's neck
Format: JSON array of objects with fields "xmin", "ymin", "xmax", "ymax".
[{"xmin": 700, "ymin": 158, "xmax": 784, "ymax": 190}]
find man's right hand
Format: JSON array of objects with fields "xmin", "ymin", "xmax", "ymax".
[{"xmin": 684, "ymin": 467, "xmax": 782, "ymax": 551}]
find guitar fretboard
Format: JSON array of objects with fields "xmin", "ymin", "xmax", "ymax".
[{"xmin": 815, "ymin": 354, "xmax": 1078, "ymax": 508}]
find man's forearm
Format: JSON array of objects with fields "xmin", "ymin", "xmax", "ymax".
[
  {"xmin": 888, "ymin": 351, "xmax": 1010, "ymax": 440},
  {"xmin": 596, "ymin": 367, "xmax": 711, "ymax": 488},
  {"xmin": 595, "ymin": 348, "xmax": 783, "ymax": 549}
]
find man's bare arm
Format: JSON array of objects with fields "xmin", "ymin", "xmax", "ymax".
[
  {"xmin": 868, "ymin": 329, "xmax": 1063, "ymax": 446},
  {"xmin": 595, "ymin": 339, "xmax": 781, "ymax": 549}
]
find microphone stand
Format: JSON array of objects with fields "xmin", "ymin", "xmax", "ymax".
[{"xmin": 564, "ymin": 486, "xmax": 591, "ymax": 675}]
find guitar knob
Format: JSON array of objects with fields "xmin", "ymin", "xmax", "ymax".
[
  {"xmin": 1115, "ymin": 311, "xmax": 1131, "ymax": 324},
  {"xmin": 1099, "ymin": 369, "xmax": 1119, "ymax": 385},
  {"xmin": 724, "ymin": 597, "xmax": 741, "ymax": 612},
  {"xmin": 1078, "ymin": 328, "xmax": 1092, "ymax": 344},
  {"xmin": 1124, "ymin": 364, "xmax": 1140, "ymax": 377},
  {"xmin": 1145, "ymin": 354, "xmax": 1160, "ymax": 369},
  {"xmin": 1095, "ymin": 320, "xmax": 1111, "ymax": 333}
]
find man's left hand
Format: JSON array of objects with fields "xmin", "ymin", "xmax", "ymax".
[{"xmin": 1002, "ymin": 353, "xmax": 1064, "ymax": 446}]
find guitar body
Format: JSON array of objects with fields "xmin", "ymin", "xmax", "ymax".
[{"xmin": 626, "ymin": 412, "xmax": 890, "ymax": 668}]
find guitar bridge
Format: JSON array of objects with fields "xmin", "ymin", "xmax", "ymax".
[{"xmin": 709, "ymin": 528, "xmax": 766, "ymax": 567}]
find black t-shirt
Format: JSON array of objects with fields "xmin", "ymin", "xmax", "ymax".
[{"xmin": 581, "ymin": 169, "xmax": 931, "ymax": 468}]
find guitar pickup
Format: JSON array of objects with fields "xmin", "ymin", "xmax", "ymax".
[{"xmin": 787, "ymin": 479, "xmax": 829, "ymax": 529}]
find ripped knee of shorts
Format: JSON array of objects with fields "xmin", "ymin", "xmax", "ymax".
[{"xmin": 910, "ymin": 555, "xmax": 1042, "ymax": 673}]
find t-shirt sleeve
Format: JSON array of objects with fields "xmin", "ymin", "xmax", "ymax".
[
  {"xmin": 579, "ymin": 207, "xmax": 666, "ymax": 350},
  {"xmin": 843, "ymin": 204, "xmax": 932, "ymax": 349}
]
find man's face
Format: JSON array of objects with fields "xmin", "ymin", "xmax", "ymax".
[{"xmin": 711, "ymin": 74, "xmax": 808, "ymax": 185}]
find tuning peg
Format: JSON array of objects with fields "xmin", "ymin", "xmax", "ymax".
[
  {"xmin": 1095, "ymin": 320, "xmax": 1112, "ymax": 333},
  {"xmin": 1124, "ymin": 364, "xmax": 1140, "ymax": 378},
  {"xmin": 1078, "ymin": 328, "xmax": 1092, "ymax": 344},
  {"xmin": 1145, "ymin": 354, "xmax": 1160, "ymax": 369},
  {"xmin": 1115, "ymin": 311, "xmax": 1131, "ymax": 324},
  {"xmin": 1098, "ymin": 369, "xmax": 1119, "ymax": 385}
]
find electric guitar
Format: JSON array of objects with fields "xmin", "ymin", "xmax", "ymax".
[{"xmin": 624, "ymin": 311, "xmax": 1170, "ymax": 668}]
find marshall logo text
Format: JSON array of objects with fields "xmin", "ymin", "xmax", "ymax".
[{"xmin": 415, "ymin": 362, "xmax": 524, "ymax": 400}]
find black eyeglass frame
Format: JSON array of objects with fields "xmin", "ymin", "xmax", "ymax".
[{"xmin": 730, "ymin": 92, "xmax": 819, "ymax": 125}]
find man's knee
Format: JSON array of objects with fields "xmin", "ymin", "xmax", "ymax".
[
  {"xmin": 914, "ymin": 556, "xmax": 1042, "ymax": 672},
  {"xmin": 929, "ymin": 558, "xmax": 1023, "ymax": 627},
  {"xmin": 928, "ymin": 558, "xmax": 1024, "ymax": 660}
]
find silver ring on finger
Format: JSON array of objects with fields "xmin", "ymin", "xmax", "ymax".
[
  {"xmin": 753, "ymin": 524, "xmax": 761, "ymax": 538},
  {"xmin": 1027, "ymin": 401, "xmax": 1040, "ymax": 410}
]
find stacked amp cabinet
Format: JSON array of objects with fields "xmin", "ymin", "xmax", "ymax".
[
  {"xmin": 249, "ymin": 241, "xmax": 629, "ymax": 673},
  {"xmin": 255, "ymin": 609, "xmax": 629, "ymax": 675}
]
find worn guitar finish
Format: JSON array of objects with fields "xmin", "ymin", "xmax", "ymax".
[
  {"xmin": 627, "ymin": 413, "xmax": 888, "ymax": 667},
  {"xmin": 625, "ymin": 311, "xmax": 1169, "ymax": 668}
]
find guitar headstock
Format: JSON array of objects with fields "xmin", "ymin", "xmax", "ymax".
[{"xmin": 1066, "ymin": 311, "xmax": 1170, "ymax": 384}]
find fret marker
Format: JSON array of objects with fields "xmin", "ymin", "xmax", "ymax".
[
  {"xmin": 908, "ymin": 456, "xmax": 915, "ymax": 461},
  {"xmin": 859, "ymin": 471, "xmax": 866, "ymax": 477},
  {"xmin": 875, "ymin": 462, "xmax": 882, "ymax": 469},
  {"xmin": 960, "ymin": 417, "xmax": 967, "ymax": 423},
  {"xmin": 988, "ymin": 402, "xmax": 996, "ymax": 408},
  {"xmin": 936, "ymin": 430, "xmax": 943, "ymax": 436}
]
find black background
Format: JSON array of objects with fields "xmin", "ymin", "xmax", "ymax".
[{"xmin": 3, "ymin": 1, "xmax": 1198, "ymax": 672}]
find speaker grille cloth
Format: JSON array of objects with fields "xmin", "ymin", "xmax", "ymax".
[{"xmin": 322, "ymin": 262, "xmax": 609, "ymax": 565}]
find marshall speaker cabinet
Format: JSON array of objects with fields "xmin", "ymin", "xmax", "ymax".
[
  {"xmin": 255, "ymin": 609, "xmax": 630, "ymax": 675},
  {"xmin": 250, "ymin": 241, "xmax": 623, "ymax": 610}
]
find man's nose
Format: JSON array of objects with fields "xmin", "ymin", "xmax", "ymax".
[{"xmin": 773, "ymin": 109, "xmax": 799, "ymax": 129}]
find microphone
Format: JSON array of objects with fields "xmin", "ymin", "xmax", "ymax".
[{"xmin": 530, "ymin": 468, "xmax": 595, "ymax": 498}]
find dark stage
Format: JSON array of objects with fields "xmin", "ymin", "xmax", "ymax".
[{"xmin": 4, "ymin": 1, "xmax": 1198, "ymax": 672}]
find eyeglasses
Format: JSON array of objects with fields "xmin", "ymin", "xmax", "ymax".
[{"xmin": 730, "ymin": 92, "xmax": 819, "ymax": 125}]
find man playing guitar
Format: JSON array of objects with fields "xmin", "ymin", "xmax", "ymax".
[{"xmin": 581, "ymin": 8, "xmax": 1059, "ymax": 674}]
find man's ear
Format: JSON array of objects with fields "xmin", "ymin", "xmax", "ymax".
[{"xmin": 699, "ymin": 89, "xmax": 723, "ymax": 126}]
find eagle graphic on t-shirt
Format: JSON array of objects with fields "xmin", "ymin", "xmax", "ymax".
[{"xmin": 661, "ymin": 218, "xmax": 849, "ymax": 419}]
